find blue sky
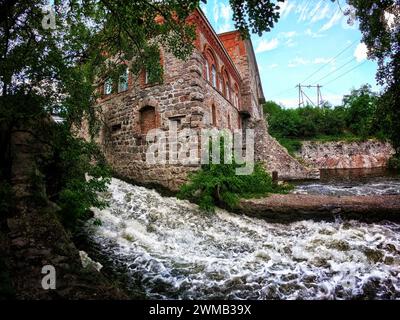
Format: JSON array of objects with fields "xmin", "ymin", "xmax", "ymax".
[{"xmin": 200, "ymin": 0, "xmax": 380, "ymax": 108}]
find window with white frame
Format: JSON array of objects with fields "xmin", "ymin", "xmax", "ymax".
[
  {"xmin": 104, "ymin": 78, "xmax": 113, "ymax": 95},
  {"xmin": 118, "ymin": 68, "xmax": 129, "ymax": 93},
  {"xmin": 211, "ymin": 65, "xmax": 217, "ymax": 88},
  {"xmin": 205, "ymin": 60, "xmax": 210, "ymax": 82}
]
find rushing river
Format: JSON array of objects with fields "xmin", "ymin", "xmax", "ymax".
[
  {"xmin": 294, "ymin": 168, "xmax": 400, "ymax": 196},
  {"xmin": 85, "ymin": 175, "xmax": 400, "ymax": 300}
]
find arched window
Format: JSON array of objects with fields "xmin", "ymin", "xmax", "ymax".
[
  {"xmin": 204, "ymin": 46, "xmax": 218, "ymax": 89},
  {"xmin": 140, "ymin": 106, "xmax": 156, "ymax": 135},
  {"xmin": 211, "ymin": 104, "xmax": 217, "ymax": 126}
]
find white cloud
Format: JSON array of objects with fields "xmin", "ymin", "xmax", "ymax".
[
  {"xmin": 220, "ymin": 3, "xmax": 232, "ymax": 21},
  {"xmin": 308, "ymin": 1, "xmax": 323, "ymax": 22},
  {"xmin": 288, "ymin": 57, "xmax": 310, "ymax": 68},
  {"xmin": 320, "ymin": 10, "xmax": 343, "ymax": 31},
  {"xmin": 256, "ymin": 38, "xmax": 279, "ymax": 53},
  {"xmin": 279, "ymin": 31, "xmax": 297, "ymax": 38},
  {"xmin": 305, "ymin": 28, "xmax": 325, "ymax": 38},
  {"xmin": 354, "ymin": 43, "xmax": 368, "ymax": 62},
  {"xmin": 213, "ymin": 2, "xmax": 219, "ymax": 23},
  {"xmin": 384, "ymin": 11, "xmax": 396, "ymax": 30},
  {"xmin": 267, "ymin": 64, "xmax": 279, "ymax": 69},
  {"xmin": 279, "ymin": 1, "xmax": 296, "ymax": 19},
  {"xmin": 200, "ymin": 3, "xmax": 207, "ymax": 16},
  {"xmin": 310, "ymin": 3, "xmax": 331, "ymax": 23},
  {"xmin": 276, "ymin": 98, "xmax": 299, "ymax": 108},
  {"xmin": 217, "ymin": 23, "xmax": 233, "ymax": 34},
  {"xmin": 216, "ymin": 3, "xmax": 233, "ymax": 33},
  {"xmin": 285, "ymin": 39, "xmax": 297, "ymax": 48},
  {"xmin": 297, "ymin": 1, "xmax": 312, "ymax": 22},
  {"xmin": 313, "ymin": 57, "xmax": 332, "ymax": 64}
]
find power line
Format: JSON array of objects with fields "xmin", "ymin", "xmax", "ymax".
[
  {"xmin": 323, "ymin": 60, "xmax": 368, "ymax": 86},
  {"xmin": 300, "ymin": 40, "xmax": 357, "ymax": 84},
  {"xmin": 313, "ymin": 56, "xmax": 357, "ymax": 84},
  {"xmin": 296, "ymin": 84, "xmax": 324, "ymax": 108},
  {"xmin": 269, "ymin": 86, "xmax": 296, "ymax": 99}
]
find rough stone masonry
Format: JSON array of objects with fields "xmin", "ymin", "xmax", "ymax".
[{"xmin": 85, "ymin": 8, "xmax": 319, "ymax": 191}]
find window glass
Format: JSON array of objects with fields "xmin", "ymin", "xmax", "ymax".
[
  {"xmin": 104, "ymin": 78, "xmax": 113, "ymax": 95},
  {"xmin": 205, "ymin": 60, "xmax": 210, "ymax": 82},
  {"xmin": 211, "ymin": 65, "xmax": 217, "ymax": 88},
  {"xmin": 118, "ymin": 68, "xmax": 129, "ymax": 92}
]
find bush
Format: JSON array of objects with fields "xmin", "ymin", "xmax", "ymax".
[
  {"xmin": 178, "ymin": 139, "xmax": 292, "ymax": 212},
  {"xmin": 275, "ymin": 137, "xmax": 302, "ymax": 156},
  {"xmin": 388, "ymin": 155, "xmax": 400, "ymax": 170},
  {"xmin": 43, "ymin": 126, "xmax": 111, "ymax": 229}
]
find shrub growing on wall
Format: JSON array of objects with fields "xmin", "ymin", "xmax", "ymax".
[{"xmin": 178, "ymin": 139, "xmax": 292, "ymax": 212}]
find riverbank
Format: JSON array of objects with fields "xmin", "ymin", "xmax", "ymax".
[
  {"xmin": 239, "ymin": 194, "xmax": 400, "ymax": 223},
  {"xmin": 296, "ymin": 139, "xmax": 395, "ymax": 170}
]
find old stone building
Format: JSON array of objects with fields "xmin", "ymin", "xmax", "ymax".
[{"xmin": 92, "ymin": 9, "xmax": 319, "ymax": 191}]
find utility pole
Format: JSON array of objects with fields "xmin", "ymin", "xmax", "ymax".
[{"xmin": 297, "ymin": 84, "xmax": 324, "ymax": 107}]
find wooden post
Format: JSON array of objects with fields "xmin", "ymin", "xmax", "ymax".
[{"xmin": 272, "ymin": 171, "xmax": 278, "ymax": 184}]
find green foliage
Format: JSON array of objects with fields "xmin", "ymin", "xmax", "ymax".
[
  {"xmin": 274, "ymin": 137, "xmax": 302, "ymax": 156},
  {"xmin": 388, "ymin": 155, "xmax": 400, "ymax": 171},
  {"xmin": 93, "ymin": 218, "xmax": 102, "ymax": 226},
  {"xmin": 341, "ymin": 0, "xmax": 400, "ymax": 154},
  {"xmin": 264, "ymin": 85, "xmax": 386, "ymax": 147},
  {"xmin": 48, "ymin": 127, "xmax": 111, "ymax": 229},
  {"xmin": 178, "ymin": 139, "xmax": 291, "ymax": 212},
  {"xmin": 343, "ymin": 85, "xmax": 378, "ymax": 138},
  {"xmin": 230, "ymin": 0, "xmax": 284, "ymax": 36}
]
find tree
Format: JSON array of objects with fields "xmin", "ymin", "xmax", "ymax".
[
  {"xmin": 340, "ymin": 0, "xmax": 400, "ymax": 153},
  {"xmin": 343, "ymin": 84, "xmax": 378, "ymax": 137}
]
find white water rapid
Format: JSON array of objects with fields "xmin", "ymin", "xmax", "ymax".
[{"xmin": 85, "ymin": 178, "xmax": 400, "ymax": 300}]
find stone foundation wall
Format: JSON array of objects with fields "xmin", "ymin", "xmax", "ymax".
[
  {"xmin": 251, "ymin": 120, "xmax": 320, "ymax": 180},
  {"xmin": 88, "ymin": 25, "xmax": 320, "ymax": 190},
  {"xmin": 96, "ymin": 51, "xmax": 206, "ymax": 191},
  {"xmin": 297, "ymin": 140, "xmax": 395, "ymax": 169}
]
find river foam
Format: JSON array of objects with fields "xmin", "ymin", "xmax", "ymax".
[{"xmin": 86, "ymin": 178, "xmax": 400, "ymax": 300}]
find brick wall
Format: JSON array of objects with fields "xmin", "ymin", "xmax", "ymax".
[{"xmin": 81, "ymin": 9, "xmax": 319, "ymax": 192}]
